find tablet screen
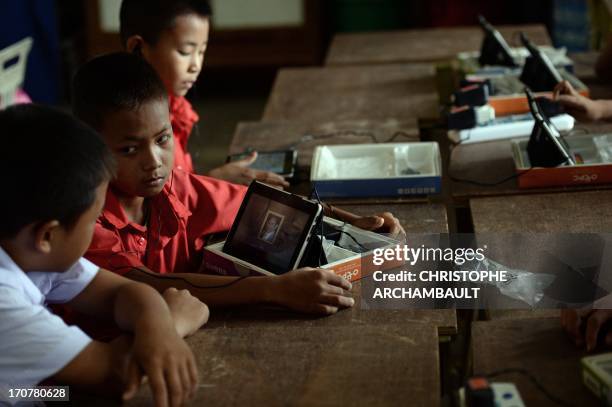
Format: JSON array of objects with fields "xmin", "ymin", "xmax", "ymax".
[
  {"xmin": 250, "ymin": 152, "xmax": 287, "ymax": 173},
  {"xmin": 223, "ymin": 182, "xmax": 321, "ymax": 274}
]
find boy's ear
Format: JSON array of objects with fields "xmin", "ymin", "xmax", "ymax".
[
  {"xmin": 126, "ymin": 35, "xmax": 145, "ymax": 55},
  {"xmin": 33, "ymin": 220, "xmax": 61, "ymax": 254}
]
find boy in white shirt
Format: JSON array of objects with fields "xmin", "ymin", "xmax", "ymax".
[{"xmin": 0, "ymin": 104, "xmax": 208, "ymax": 407}]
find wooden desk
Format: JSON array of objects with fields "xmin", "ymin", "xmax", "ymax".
[
  {"xmin": 127, "ymin": 324, "xmax": 440, "ymax": 407},
  {"xmin": 470, "ymin": 190, "xmax": 612, "ymax": 233},
  {"xmin": 325, "ymin": 25, "xmax": 551, "ymax": 66},
  {"xmin": 449, "ymin": 136, "xmax": 612, "ymax": 201},
  {"xmin": 230, "ymin": 119, "xmax": 420, "ymax": 169},
  {"xmin": 206, "ymin": 281, "xmax": 457, "ymax": 337},
  {"xmin": 472, "ymin": 318, "xmax": 599, "ymax": 406},
  {"xmin": 263, "ymin": 64, "xmax": 439, "ymax": 122}
]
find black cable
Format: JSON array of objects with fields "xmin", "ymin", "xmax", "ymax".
[
  {"xmin": 310, "ymin": 187, "xmax": 326, "ymax": 267},
  {"xmin": 567, "ymin": 127, "xmax": 590, "ymax": 137},
  {"xmin": 484, "ymin": 368, "xmax": 576, "ymax": 407},
  {"xmin": 447, "ymin": 137, "xmax": 535, "ymax": 187},
  {"xmin": 385, "ymin": 131, "xmax": 415, "ymax": 143},
  {"xmin": 115, "ymin": 264, "xmax": 251, "ymax": 290},
  {"xmin": 292, "ymin": 130, "xmax": 414, "ymax": 149},
  {"xmin": 310, "ymin": 186, "xmax": 369, "ymax": 255},
  {"xmin": 337, "ymin": 230, "xmax": 370, "ymax": 252}
]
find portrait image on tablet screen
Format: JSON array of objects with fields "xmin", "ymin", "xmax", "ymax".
[{"xmin": 258, "ymin": 211, "xmax": 284, "ymax": 244}]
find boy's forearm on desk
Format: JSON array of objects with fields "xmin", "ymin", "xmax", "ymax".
[
  {"xmin": 596, "ymin": 100, "xmax": 612, "ymax": 120},
  {"xmin": 322, "ymin": 202, "xmax": 360, "ymax": 224},
  {"xmin": 113, "ymin": 281, "xmax": 174, "ymax": 332},
  {"xmin": 123, "ymin": 267, "xmax": 277, "ymax": 307}
]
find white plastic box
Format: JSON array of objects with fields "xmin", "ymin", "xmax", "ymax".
[
  {"xmin": 449, "ymin": 113, "xmax": 575, "ymax": 145},
  {"xmin": 310, "ymin": 143, "xmax": 442, "ymax": 198}
]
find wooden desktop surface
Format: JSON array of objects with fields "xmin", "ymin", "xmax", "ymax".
[
  {"xmin": 124, "ymin": 323, "xmax": 440, "ymax": 407},
  {"xmin": 263, "ymin": 64, "xmax": 439, "ymax": 122},
  {"xmin": 470, "ymin": 190, "xmax": 612, "ymax": 233},
  {"xmin": 325, "ymin": 25, "xmax": 551, "ymax": 66}
]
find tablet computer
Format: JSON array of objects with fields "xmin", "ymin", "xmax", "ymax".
[
  {"xmin": 525, "ymin": 88, "xmax": 575, "ymax": 167},
  {"xmin": 227, "ymin": 149, "xmax": 298, "ymax": 178},
  {"xmin": 223, "ymin": 181, "xmax": 322, "ymax": 274}
]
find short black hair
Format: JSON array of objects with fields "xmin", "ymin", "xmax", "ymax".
[
  {"xmin": 72, "ymin": 52, "xmax": 168, "ymax": 130},
  {"xmin": 120, "ymin": 0, "xmax": 212, "ymax": 46},
  {"xmin": 0, "ymin": 104, "xmax": 115, "ymax": 240}
]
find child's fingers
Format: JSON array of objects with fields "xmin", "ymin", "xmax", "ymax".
[
  {"xmin": 189, "ymin": 356, "xmax": 199, "ymax": 391},
  {"xmin": 553, "ymin": 80, "xmax": 570, "ymax": 98},
  {"xmin": 166, "ymin": 366, "xmax": 185, "ymax": 407},
  {"xmin": 147, "ymin": 367, "xmax": 169, "ymax": 407},
  {"xmin": 376, "ymin": 212, "xmax": 403, "ymax": 236},
  {"xmin": 122, "ymin": 359, "xmax": 143, "ymax": 401},
  {"xmin": 322, "ymin": 283, "xmax": 352, "ymax": 297},
  {"xmin": 319, "ymin": 293, "xmax": 355, "ymax": 308},
  {"xmin": 556, "ymin": 95, "xmax": 586, "ymax": 111},
  {"xmin": 585, "ymin": 311, "xmax": 607, "ymax": 351},
  {"xmin": 561, "ymin": 309, "xmax": 585, "ymax": 346},
  {"xmin": 233, "ymin": 151, "xmax": 258, "ymax": 167},
  {"xmin": 567, "ymin": 310, "xmax": 583, "ymax": 341},
  {"xmin": 255, "ymin": 171, "xmax": 290, "ymax": 188},
  {"xmin": 320, "ymin": 270, "xmax": 352, "ymax": 291},
  {"xmin": 180, "ymin": 364, "xmax": 195, "ymax": 401},
  {"xmin": 355, "ymin": 216, "xmax": 385, "ymax": 231},
  {"xmin": 311, "ymin": 304, "xmax": 340, "ymax": 315}
]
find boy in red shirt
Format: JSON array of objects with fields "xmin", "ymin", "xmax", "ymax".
[
  {"xmin": 119, "ymin": 0, "xmax": 288, "ymax": 188},
  {"xmin": 72, "ymin": 52, "xmax": 403, "ymax": 315}
]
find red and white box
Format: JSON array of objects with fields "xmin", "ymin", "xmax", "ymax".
[{"xmin": 201, "ymin": 217, "xmax": 402, "ymax": 283}]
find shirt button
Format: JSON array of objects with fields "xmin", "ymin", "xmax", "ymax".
[{"xmin": 138, "ymin": 237, "xmax": 146, "ymax": 246}]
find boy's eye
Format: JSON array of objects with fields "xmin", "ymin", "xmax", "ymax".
[
  {"xmin": 178, "ymin": 50, "xmax": 191, "ymax": 56},
  {"xmin": 118, "ymin": 146, "xmax": 137, "ymax": 155},
  {"xmin": 157, "ymin": 134, "xmax": 171, "ymax": 145}
]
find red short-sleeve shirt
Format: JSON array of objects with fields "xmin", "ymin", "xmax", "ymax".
[
  {"xmin": 86, "ymin": 170, "xmax": 247, "ymax": 275},
  {"xmin": 169, "ymin": 95, "xmax": 198, "ymax": 173}
]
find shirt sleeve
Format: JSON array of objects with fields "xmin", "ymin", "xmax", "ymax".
[
  {"xmin": 86, "ymin": 222, "xmax": 145, "ymax": 276},
  {"xmin": 0, "ymin": 287, "xmax": 92, "ymax": 390},
  {"xmin": 44, "ymin": 258, "xmax": 100, "ymax": 304},
  {"xmin": 26, "ymin": 258, "xmax": 100, "ymax": 304},
  {"xmin": 175, "ymin": 172, "xmax": 247, "ymax": 239}
]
